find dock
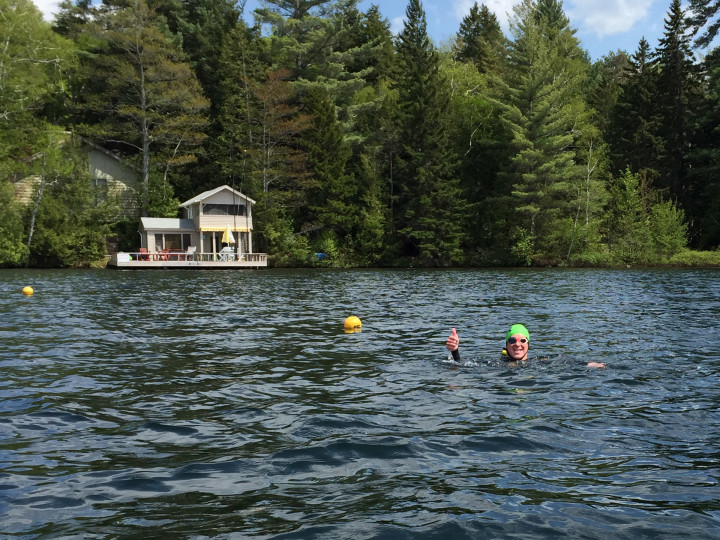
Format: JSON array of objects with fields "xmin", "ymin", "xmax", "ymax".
[{"xmin": 108, "ymin": 251, "xmax": 268, "ymax": 269}]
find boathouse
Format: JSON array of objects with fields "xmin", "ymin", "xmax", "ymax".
[{"xmin": 108, "ymin": 185, "xmax": 267, "ymax": 268}]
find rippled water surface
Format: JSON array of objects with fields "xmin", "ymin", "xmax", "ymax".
[{"xmin": 1, "ymin": 268, "xmax": 719, "ymax": 538}]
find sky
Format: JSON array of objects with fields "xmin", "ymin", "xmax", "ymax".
[{"xmin": 33, "ymin": 0, "xmax": 699, "ymax": 62}]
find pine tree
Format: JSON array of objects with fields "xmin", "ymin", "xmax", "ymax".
[
  {"xmin": 652, "ymin": 0, "xmax": 699, "ymax": 214},
  {"xmin": 586, "ymin": 51, "xmax": 631, "ymax": 137},
  {"xmin": 215, "ymin": 19, "xmax": 267, "ymax": 198},
  {"xmin": 154, "ymin": 0, "xmax": 241, "ymax": 114},
  {"xmin": 453, "ymin": 2, "xmax": 505, "ymax": 74},
  {"xmin": 72, "ymin": 0, "xmax": 210, "ymax": 215},
  {"xmin": 687, "ymin": 0, "xmax": 720, "ymax": 48},
  {"xmin": 496, "ymin": 0, "xmax": 601, "ymax": 262},
  {"xmin": 686, "ymin": 47, "xmax": 720, "ymax": 248},
  {"xmin": 303, "ymin": 85, "xmax": 356, "ymax": 237},
  {"xmin": 607, "ymin": 38, "xmax": 664, "ymax": 183},
  {"xmin": 390, "ymin": 0, "xmax": 467, "ymax": 266}
]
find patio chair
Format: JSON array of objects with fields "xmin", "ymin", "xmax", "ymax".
[
  {"xmin": 186, "ymin": 246, "xmax": 196, "ymax": 261},
  {"xmin": 219, "ymin": 246, "xmax": 234, "ymax": 261}
]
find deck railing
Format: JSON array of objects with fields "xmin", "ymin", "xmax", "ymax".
[{"xmin": 113, "ymin": 251, "xmax": 267, "ymax": 265}]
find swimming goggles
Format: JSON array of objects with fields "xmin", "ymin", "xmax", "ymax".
[{"xmin": 507, "ymin": 337, "xmax": 528, "ymax": 344}]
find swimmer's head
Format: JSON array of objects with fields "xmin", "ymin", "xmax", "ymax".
[
  {"xmin": 505, "ymin": 324, "xmax": 529, "ymax": 342},
  {"xmin": 505, "ymin": 324, "xmax": 530, "ymax": 362}
]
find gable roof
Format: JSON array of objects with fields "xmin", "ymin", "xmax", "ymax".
[{"xmin": 179, "ymin": 185, "xmax": 255, "ymax": 207}]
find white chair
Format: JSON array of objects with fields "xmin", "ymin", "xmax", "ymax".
[
  {"xmin": 219, "ymin": 246, "xmax": 234, "ymax": 261},
  {"xmin": 186, "ymin": 246, "xmax": 196, "ymax": 261}
]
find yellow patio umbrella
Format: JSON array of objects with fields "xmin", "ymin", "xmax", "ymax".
[{"xmin": 222, "ymin": 226, "xmax": 236, "ymax": 244}]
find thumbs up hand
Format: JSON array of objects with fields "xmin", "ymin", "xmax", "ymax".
[{"xmin": 446, "ymin": 327, "xmax": 459, "ymax": 352}]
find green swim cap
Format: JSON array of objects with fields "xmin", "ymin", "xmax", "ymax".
[{"xmin": 506, "ymin": 324, "xmax": 530, "ymax": 341}]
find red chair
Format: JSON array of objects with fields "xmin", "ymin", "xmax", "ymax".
[{"xmin": 139, "ymin": 247, "xmax": 149, "ymax": 261}]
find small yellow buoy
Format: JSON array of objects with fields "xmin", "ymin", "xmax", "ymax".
[
  {"xmin": 344, "ymin": 315, "xmax": 362, "ymax": 333},
  {"xmin": 22, "ymin": 286, "xmax": 34, "ymax": 296}
]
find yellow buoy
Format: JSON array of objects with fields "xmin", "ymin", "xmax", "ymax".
[
  {"xmin": 344, "ymin": 316, "xmax": 362, "ymax": 333},
  {"xmin": 22, "ymin": 286, "xmax": 34, "ymax": 296}
]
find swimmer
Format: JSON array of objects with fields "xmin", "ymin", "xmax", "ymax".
[{"xmin": 446, "ymin": 323, "xmax": 606, "ymax": 368}]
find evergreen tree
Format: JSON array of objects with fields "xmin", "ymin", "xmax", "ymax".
[
  {"xmin": 453, "ymin": 2, "xmax": 505, "ymax": 74},
  {"xmin": 607, "ymin": 39, "xmax": 664, "ymax": 185},
  {"xmin": 390, "ymin": 0, "xmax": 467, "ymax": 266},
  {"xmin": 443, "ymin": 53, "xmax": 508, "ymax": 263},
  {"xmin": 605, "ymin": 167, "xmax": 687, "ymax": 263},
  {"xmin": 652, "ymin": 0, "xmax": 699, "ymax": 219},
  {"xmin": 586, "ymin": 51, "xmax": 631, "ymax": 137},
  {"xmin": 686, "ymin": 47, "xmax": 720, "ymax": 248},
  {"xmin": 496, "ymin": 0, "xmax": 600, "ymax": 262},
  {"xmin": 255, "ymin": 0, "xmax": 385, "ymax": 129},
  {"xmin": 72, "ymin": 0, "xmax": 210, "ymax": 215},
  {"xmin": 215, "ymin": 19, "xmax": 267, "ymax": 198},
  {"xmin": 687, "ymin": 0, "xmax": 720, "ymax": 48},
  {"xmin": 253, "ymin": 69, "xmax": 312, "ymax": 212},
  {"xmin": 153, "ymin": 0, "xmax": 241, "ymax": 115},
  {"xmin": 302, "ymin": 86, "xmax": 356, "ymax": 240}
]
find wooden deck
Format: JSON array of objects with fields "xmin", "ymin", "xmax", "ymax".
[{"xmin": 108, "ymin": 251, "xmax": 268, "ymax": 269}]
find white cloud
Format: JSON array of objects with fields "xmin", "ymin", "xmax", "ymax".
[
  {"xmin": 33, "ymin": 0, "xmax": 62, "ymax": 20},
  {"xmin": 452, "ymin": 0, "xmax": 517, "ymax": 31},
  {"xmin": 567, "ymin": 0, "xmax": 655, "ymax": 37},
  {"xmin": 390, "ymin": 15, "xmax": 405, "ymax": 35}
]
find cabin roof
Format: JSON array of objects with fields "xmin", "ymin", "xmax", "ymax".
[
  {"xmin": 140, "ymin": 217, "xmax": 196, "ymax": 231},
  {"xmin": 179, "ymin": 185, "xmax": 255, "ymax": 207}
]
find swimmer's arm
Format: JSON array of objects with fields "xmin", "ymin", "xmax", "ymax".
[{"xmin": 446, "ymin": 328, "xmax": 460, "ymax": 362}]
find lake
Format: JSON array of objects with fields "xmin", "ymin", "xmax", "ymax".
[{"xmin": 1, "ymin": 268, "xmax": 719, "ymax": 538}]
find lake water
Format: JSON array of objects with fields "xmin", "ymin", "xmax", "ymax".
[{"xmin": 1, "ymin": 268, "xmax": 719, "ymax": 538}]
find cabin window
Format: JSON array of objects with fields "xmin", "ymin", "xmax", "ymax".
[
  {"xmin": 154, "ymin": 233, "xmax": 191, "ymax": 250},
  {"xmin": 203, "ymin": 203, "xmax": 245, "ymax": 216},
  {"xmin": 94, "ymin": 177, "xmax": 108, "ymax": 204}
]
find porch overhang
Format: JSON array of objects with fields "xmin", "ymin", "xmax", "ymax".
[{"xmin": 201, "ymin": 226, "xmax": 251, "ymax": 232}]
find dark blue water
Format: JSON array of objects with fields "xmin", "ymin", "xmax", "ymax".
[{"xmin": 1, "ymin": 268, "xmax": 719, "ymax": 538}]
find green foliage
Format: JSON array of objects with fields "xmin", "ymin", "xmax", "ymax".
[
  {"xmin": 606, "ymin": 39, "xmax": 663, "ymax": 183},
  {"xmin": 389, "ymin": 0, "xmax": 468, "ymax": 266},
  {"xmin": 509, "ymin": 226, "xmax": 534, "ymax": 266},
  {"xmin": 497, "ymin": 0, "xmax": 598, "ymax": 263},
  {"xmin": 453, "ymin": 2, "xmax": 505, "ymax": 74},
  {"xmin": 687, "ymin": 47, "xmax": 720, "ymax": 248},
  {"xmin": 648, "ymin": 200, "xmax": 687, "ymax": 258},
  {"xmin": 70, "ymin": 0, "xmax": 209, "ymax": 214},
  {"xmin": 0, "ymin": 180, "xmax": 29, "ymax": 267},
  {"xmin": 146, "ymin": 172, "xmax": 181, "ymax": 218},
  {"xmin": 2, "ymin": 0, "xmax": 714, "ymax": 269},
  {"xmin": 687, "ymin": 0, "xmax": 720, "ymax": 48},
  {"xmin": 303, "ymin": 85, "xmax": 356, "ymax": 235},
  {"xmin": 0, "ymin": 0, "xmax": 77, "ymax": 171},
  {"xmin": 669, "ymin": 249, "xmax": 720, "ymax": 266},
  {"xmin": 605, "ymin": 168, "xmax": 688, "ymax": 264},
  {"xmin": 605, "ymin": 168, "xmax": 652, "ymax": 263},
  {"xmin": 262, "ymin": 213, "xmax": 311, "ymax": 267},
  {"xmin": 27, "ymin": 141, "xmax": 116, "ymax": 268}
]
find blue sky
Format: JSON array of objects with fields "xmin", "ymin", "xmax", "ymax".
[{"xmin": 35, "ymin": 0, "xmax": 702, "ymax": 61}]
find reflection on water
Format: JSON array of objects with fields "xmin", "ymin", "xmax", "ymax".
[{"xmin": 1, "ymin": 268, "xmax": 719, "ymax": 538}]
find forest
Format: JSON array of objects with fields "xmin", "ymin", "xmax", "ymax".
[{"xmin": 1, "ymin": 0, "xmax": 720, "ymax": 268}]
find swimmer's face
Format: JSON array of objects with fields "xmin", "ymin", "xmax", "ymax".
[{"xmin": 506, "ymin": 334, "xmax": 529, "ymax": 361}]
